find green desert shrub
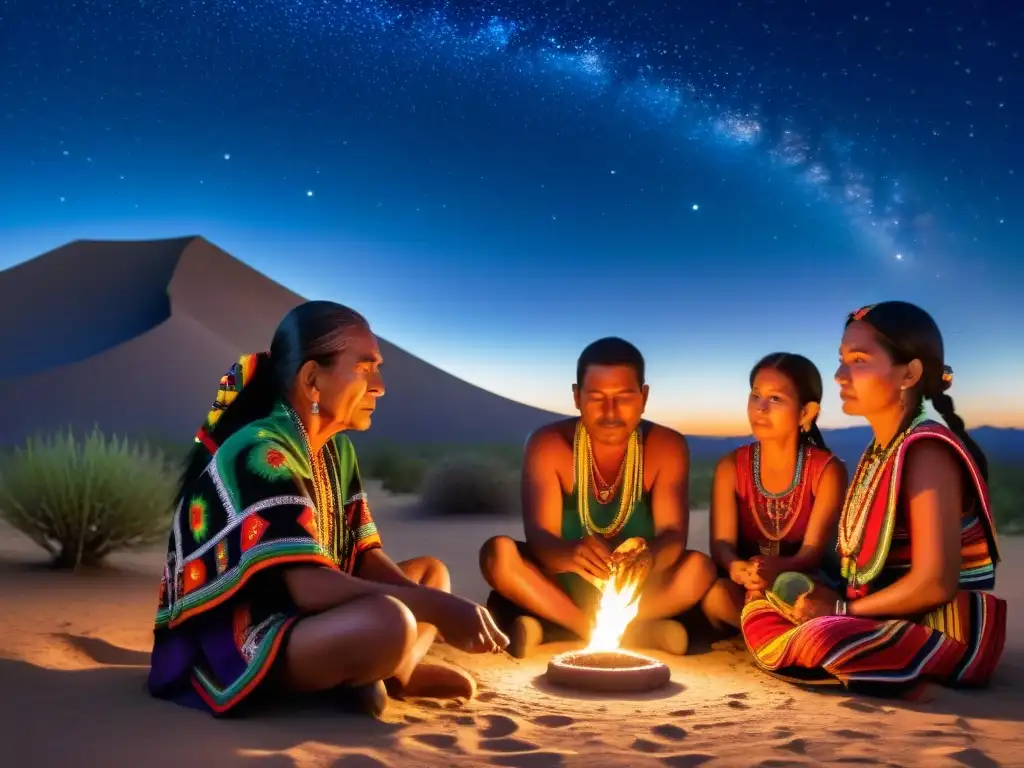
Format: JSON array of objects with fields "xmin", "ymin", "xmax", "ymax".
[
  {"xmin": 361, "ymin": 440, "xmax": 522, "ymax": 495},
  {"xmin": 361, "ymin": 442, "xmax": 429, "ymax": 494},
  {"xmin": 688, "ymin": 458, "xmax": 715, "ymax": 510},
  {"xmin": 418, "ymin": 455, "xmax": 519, "ymax": 517},
  {"xmin": 0, "ymin": 427, "xmax": 177, "ymax": 569},
  {"xmin": 988, "ymin": 462, "xmax": 1024, "ymax": 535}
]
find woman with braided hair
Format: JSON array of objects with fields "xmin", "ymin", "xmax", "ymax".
[
  {"xmin": 740, "ymin": 301, "xmax": 1005, "ymax": 696},
  {"xmin": 148, "ymin": 301, "xmax": 508, "ymax": 718}
]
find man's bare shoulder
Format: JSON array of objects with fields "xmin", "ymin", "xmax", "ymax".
[
  {"xmin": 644, "ymin": 422, "xmax": 690, "ymax": 460},
  {"xmin": 524, "ymin": 419, "xmax": 576, "ymax": 460}
]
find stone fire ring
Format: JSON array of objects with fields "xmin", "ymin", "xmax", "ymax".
[{"xmin": 546, "ymin": 649, "xmax": 671, "ymax": 693}]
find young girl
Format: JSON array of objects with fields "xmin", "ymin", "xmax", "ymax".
[
  {"xmin": 702, "ymin": 353, "xmax": 847, "ymax": 630},
  {"xmin": 741, "ymin": 302, "xmax": 1005, "ymax": 696}
]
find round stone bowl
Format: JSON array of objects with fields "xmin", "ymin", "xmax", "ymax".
[{"xmin": 546, "ymin": 649, "xmax": 671, "ymax": 693}]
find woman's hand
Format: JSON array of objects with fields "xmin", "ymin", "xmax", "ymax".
[
  {"xmin": 728, "ymin": 560, "xmax": 755, "ymax": 587},
  {"xmin": 422, "ymin": 591, "xmax": 510, "ymax": 653},
  {"xmin": 746, "ymin": 556, "xmax": 784, "ymax": 592},
  {"xmin": 729, "ymin": 560, "xmax": 771, "ymax": 592},
  {"xmin": 791, "ymin": 586, "xmax": 844, "ymax": 623}
]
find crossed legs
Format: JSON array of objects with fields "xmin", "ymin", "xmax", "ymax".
[
  {"xmin": 278, "ymin": 556, "xmax": 473, "ymax": 708},
  {"xmin": 700, "ymin": 578, "xmax": 746, "ymax": 630},
  {"xmin": 480, "ymin": 535, "xmax": 716, "ymax": 657}
]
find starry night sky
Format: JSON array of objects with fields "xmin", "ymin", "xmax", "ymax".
[{"xmin": 1, "ymin": 0, "xmax": 1020, "ymax": 433}]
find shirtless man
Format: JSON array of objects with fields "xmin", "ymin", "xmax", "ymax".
[{"xmin": 479, "ymin": 337, "xmax": 717, "ymax": 658}]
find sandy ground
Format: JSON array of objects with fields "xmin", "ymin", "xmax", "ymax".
[{"xmin": 1, "ymin": 482, "xmax": 1022, "ymax": 768}]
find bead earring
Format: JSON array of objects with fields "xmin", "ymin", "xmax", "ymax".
[{"xmin": 311, "ymin": 402, "xmax": 319, "ymax": 415}]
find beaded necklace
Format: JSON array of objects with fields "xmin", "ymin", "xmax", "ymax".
[
  {"xmin": 573, "ymin": 421, "xmax": 644, "ymax": 538},
  {"xmin": 287, "ymin": 405, "xmax": 338, "ymax": 562},
  {"xmin": 750, "ymin": 442, "xmax": 808, "ymax": 556},
  {"xmin": 837, "ymin": 414, "xmax": 923, "ymax": 586}
]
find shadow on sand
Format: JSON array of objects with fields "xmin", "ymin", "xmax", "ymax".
[
  {"xmin": 0, "ymin": 653, "xmax": 405, "ymax": 768},
  {"xmin": 51, "ymin": 633, "xmax": 151, "ymax": 666},
  {"xmin": 772, "ymin": 647, "xmax": 1024, "ymax": 727},
  {"xmin": 2, "ymin": 632, "xmax": 1022, "ymax": 768}
]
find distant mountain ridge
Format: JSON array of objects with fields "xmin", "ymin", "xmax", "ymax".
[
  {"xmin": 0, "ymin": 235, "xmax": 1019, "ymax": 466},
  {"xmin": 684, "ymin": 425, "xmax": 1024, "ymax": 468}
]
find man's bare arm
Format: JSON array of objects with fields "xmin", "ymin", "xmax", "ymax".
[
  {"xmin": 521, "ymin": 427, "xmax": 575, "ymax": 573},
  {"xmin": 647, "ymin": 426, "xmax": 691, "ymax": 571}
]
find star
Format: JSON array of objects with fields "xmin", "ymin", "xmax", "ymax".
[
  {"xmin": 223, "ymin": 153, "xmax": 231, "ymax": 160},
  {"xmin": 306, "ymin": 190, "xmax": 314, "ymax": 197},
  {"xmin": 692, "ymin": 203, "xmax": 699, "ymax": 211}
]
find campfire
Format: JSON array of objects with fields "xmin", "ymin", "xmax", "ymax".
[{"xmin": 546, "ymin": 538, "xmax": 671, "ymax": 693}]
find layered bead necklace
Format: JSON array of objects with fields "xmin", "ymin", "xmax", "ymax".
[
  {"xmin": 750, "ymin": 442, "xmax": 808, "ymax": 557},
  {"xmin": 837, "ymin": 414, "xmax": 922, "ymax": 586},
  {"xmin": 288, "ymin": 405, "xmax": 338, "ymax": 562},
  {"xmin": 573, "ymin": 421, "xmax": 644, "ymax": 538}
]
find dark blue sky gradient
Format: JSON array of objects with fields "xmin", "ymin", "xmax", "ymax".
[{"xmin": 1, "ymin": 0, "xmax": 1019, "ymax": 432}]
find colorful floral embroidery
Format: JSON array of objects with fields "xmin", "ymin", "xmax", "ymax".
[
  {"xmin": 297, "ymin": 506, "xmax": 319, "ymax": 541},
  {"xmin": 240, "ymin": 513, "xmax": 269, "ymax": 553},
  {"xmin": 232, "ymin": 604, "xmax": 252, "ymax": 652},
  {"xmin": 215, "ymin": 539, "xmax": 229, "ymax": 575},
  {"xmin": 188, "ymin": 496, "xmax": 209, "ymax": 543},
  {"xmin": 184, "ymin": 560, "xmax": 207, "ymax": 594},
  {"xmin": 247, "ymin": 443, "xmax": 293, "ymax": 481}
]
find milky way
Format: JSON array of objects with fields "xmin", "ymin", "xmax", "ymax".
[
  {"xmin": 232, "ymin": 0, "xmax": 921, "ymax": 261},
  {"xmin": 3, "ymin": 0, "xmax": 1021, "ymax": 426},
  {"xmin": 52, "ymin": 0, "xmax": 1006, "ymax": 270}
]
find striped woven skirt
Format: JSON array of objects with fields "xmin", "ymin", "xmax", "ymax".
[{"xmin": 740, "ymin": 590, "xmax": 1007, "ymax": 697}]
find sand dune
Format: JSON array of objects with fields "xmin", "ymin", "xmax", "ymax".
[
  {"xmin": 0, "ymin": 488, "xmax": 1021, "ymax": 767},
  {"xmin": 0, "ymin": 236, "xmax": 564, "ymax": 447}
]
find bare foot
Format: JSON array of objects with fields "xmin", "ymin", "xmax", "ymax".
[
  {"xmin": 338, "ymin": 680, "xmax": 388, "ymax": 718},
  {"xmin": 388, "ymin": 662, "xmax": 476, "ymax": 699},
  {"xmin": 509, "ymin": 615, "xmax": 544, "ymax": 659},
  {"xmin": 624, "ymin": 619, "xmax": 689, "ymax": 656}
]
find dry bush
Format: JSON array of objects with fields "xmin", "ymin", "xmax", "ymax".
[
  {"xmin": 418, "ymin": 455, "xmax": 520, "ymax": 517},
  {"xmin": 361, "ymin": 443, "xmax": 428, "ymax": 494},
  {"xmin": 0, "ymin": 427, "xmax": 176, "ymax": 569}
]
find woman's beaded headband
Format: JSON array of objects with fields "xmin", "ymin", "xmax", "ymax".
[
  {"xmin": 848, "ymin": 304, "xmax": 955, "ymax": 392},
  {"xmin": 848, "ymin": 303, "xmax": 878, "ymax": 323}
]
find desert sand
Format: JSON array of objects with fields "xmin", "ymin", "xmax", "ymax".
[{"xmin": 1, "ymin": 483, "xmax": 1021, "ymax": 768}]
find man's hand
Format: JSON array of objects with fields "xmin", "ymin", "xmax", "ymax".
[{"xmin": 570, "ymin": 535, "xmax": 613, "ymax": 585}]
